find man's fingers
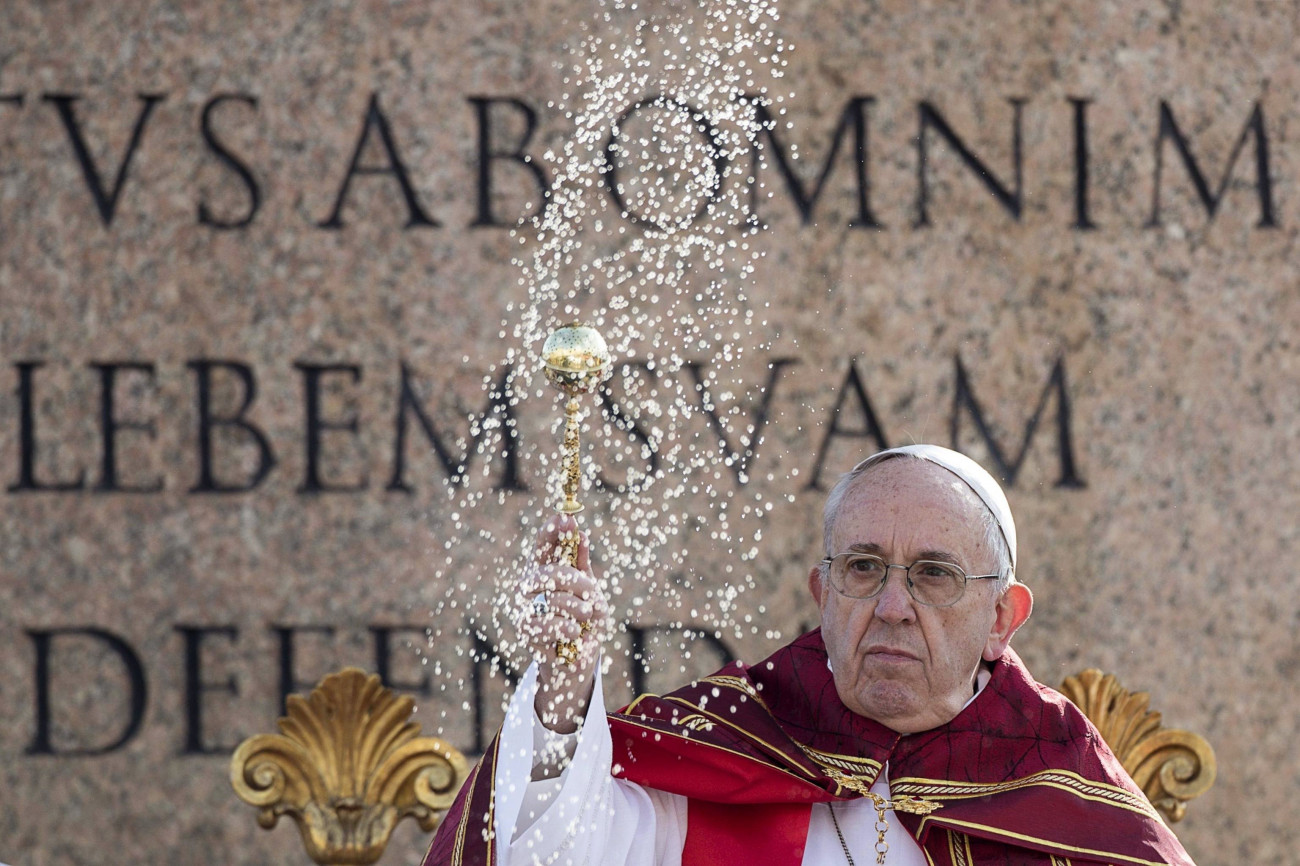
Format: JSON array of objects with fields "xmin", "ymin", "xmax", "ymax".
[
  {"xmin": 573, "ymin": 528, "xmax": 592, "ymax": 572},
  {"xmin": 520, "ymin": 562, "xmax": 601, "ymax": 599},
  {"xmin": 518, "ymin": 522, "xmax": 605, "ymax": 670},
  {"xmin": 519, "ymin": 568, "xmax": 607, "ymax": 656},
  {"xmin": 549, "ymin": 594, "xmax": 596, "ymax": 621},
  {"xmin": 523, "ymin": 587, "xmax": 597, "ymax": 624},
  {"xmin": 534, "ymin": 514, "xmax": 577, "ymax": 558},
  {"xmin": 532, "ymin": 515, "xmax": 593, "ymax": 572},
  {"xmin": 545, "ymin": 609, "xmax": 589, "ymax": 642}
]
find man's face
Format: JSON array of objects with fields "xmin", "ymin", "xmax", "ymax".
[{"xmin": 810, "ymin": 459, "xmax": 1030, "ymax": 733}]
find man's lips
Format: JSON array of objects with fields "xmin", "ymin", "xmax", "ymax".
[{"xmin": 864, "ymin": 645, "xmax": 921, "ymax": 662}]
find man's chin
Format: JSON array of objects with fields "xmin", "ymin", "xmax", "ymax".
[{"xmin": 847, "ymin": 681, "xmax": 923, "ymax": 728}]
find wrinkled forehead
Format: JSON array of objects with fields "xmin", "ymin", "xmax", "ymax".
[{"xmin": 831, "ymin": 458, "xmax": 992, "ymax": 550}]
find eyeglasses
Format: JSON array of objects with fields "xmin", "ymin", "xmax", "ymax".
[{"xmin": 819, "ymin": 552, "xmax": 1001, "ymax": 607}]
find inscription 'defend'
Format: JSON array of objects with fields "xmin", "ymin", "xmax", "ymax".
[
  {"xmin": 0, "ymin": 91, "xmax": 1278, "ymax": 230},
  {"xmin": 7, "ymin": 355, "xmax": 1083, "ymax": 496}
]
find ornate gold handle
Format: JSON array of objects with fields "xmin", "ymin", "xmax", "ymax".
[
  {"xmin": 556, "ymin": 396, "xmax": 583, "ymax": 567},
  {"xmin": 539, "ymin": 324, "xmax": 611, "ymax": 656},
  {"xmin": 540, "ymin": 324, "xmax": 611, "ymax": 564}
]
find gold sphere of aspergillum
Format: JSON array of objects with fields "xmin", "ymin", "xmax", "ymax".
[{"xmin": 542, "ymin": 322, "xmax": 613, "ymax": 394}]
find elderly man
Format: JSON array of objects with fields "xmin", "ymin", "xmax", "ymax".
[{"xmin": 425, "ymin": 445, "xmax": 1195, "ymax": 865}]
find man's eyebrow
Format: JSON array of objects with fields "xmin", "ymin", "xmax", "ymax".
[
  {"xmin": 841, "ymin": 542, "xmax": 973, "ymax": 570},
  {"xmin": 844, "ymin": 542, "xmax": 965, "ymax": 565},
  {"xmin": 916, "ymin": 549, "xmax": 963, "ymax": 565}
]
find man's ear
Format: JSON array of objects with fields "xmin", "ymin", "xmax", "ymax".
[
  {"xmin": 807, "ymin": 563, "xmax": 826, "ymax": 607},
  {"xmin": 983, "ymin": 582, "xmax": 1033, "ymax": 661}
]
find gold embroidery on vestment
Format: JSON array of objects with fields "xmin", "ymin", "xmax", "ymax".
[
  {"xmin": 891, "ymin": 769, "xmax": 1158, "ymax": 820},
  {"xmin": 946, "ymin": 829, "xmax": 972, "ymax": 866},
  {"xmin": 677, "ymin": 713, "xmax": 715, "ymax": 731},
  {"xmin": 614, "ymin": 713, "xmax": 819, "ymax": 785},
  {"xmin": 700, "ymin": 674, "xmax": 765, "ymax": 702},
  {"xmin": 450, "ymin": 756, "xmax": 484, "ymax": 866},
  {"xmin": 914, "ymin": 815, "xmax": 1169, "ymax": 866},
  {"xmin": 795, "ymin": 741, "xmax": 884, "ymax": 779}
]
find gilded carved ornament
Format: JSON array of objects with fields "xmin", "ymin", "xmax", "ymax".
[
  {"xmin": 1059, "ymin": 668, "xmax": 1216, "ymax": 823},
  {"xmin": 230, "ymin": 667, "xmax": 468, "ymax": 865}
]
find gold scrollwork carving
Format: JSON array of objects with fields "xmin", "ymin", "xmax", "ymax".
[
  {"xmin": 1059, "ymin": 668, "xmax": 1216, "ymax": 823},
  {"xmin": 231, "ymin": 667, "xmax": 468, "ymax": 865}
]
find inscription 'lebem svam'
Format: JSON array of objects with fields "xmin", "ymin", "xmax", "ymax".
[{"xmin": 5, "ymin": 355, "xmax": 1083, "ymax": 496}]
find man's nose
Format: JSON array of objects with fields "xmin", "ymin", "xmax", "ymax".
[{"xmin": 872, "ymin": 566, "xmax": 917, "ymax": 623}]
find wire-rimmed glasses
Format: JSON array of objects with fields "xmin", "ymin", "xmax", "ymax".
[{"xmin": 820, "ymin": 552, "xmax": 1001, "ymax": 607}]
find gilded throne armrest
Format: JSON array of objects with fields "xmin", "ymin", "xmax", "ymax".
[
  {"xmin": 1059, "ymin": 668, "xmax": 1217, "ymax": 823},
  {"xmin": 230, "ymin": 667, "xmax": 468, "ymax": 866}
]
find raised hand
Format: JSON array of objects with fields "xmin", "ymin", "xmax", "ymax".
[{"xmin": 519, "ymin": 513, "xmax": 609, "ymax": 733}]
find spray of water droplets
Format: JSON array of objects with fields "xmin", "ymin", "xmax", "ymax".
[{"xmin": 428, "ymin": 0, "xmax": 793, "ymax": 704}]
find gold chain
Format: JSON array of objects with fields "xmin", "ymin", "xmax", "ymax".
[
  {"xmin": 827, "ymin": 792, "xmax": 943, "ymax": 865},
  {"xmin": 868, "ymin": 794, "xmax": 891, "ymax": 864}
]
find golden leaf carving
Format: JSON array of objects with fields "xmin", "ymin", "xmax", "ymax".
[
  {"xmin": 231, "ymin": 668, "xmax": 468, "ymax": 865},
  {"xmin": 1060, "ymin": 668, "xmax": 1216, "ymax": 823}
]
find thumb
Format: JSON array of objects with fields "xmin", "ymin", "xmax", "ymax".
[{"xmin": 574, "ymin": 528, "xmax": 594, "ymax": 573}]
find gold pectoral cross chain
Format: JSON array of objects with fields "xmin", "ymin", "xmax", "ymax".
[{"xmin": 825, "ymin": 769, "xmax": 942, "ymax": 866}]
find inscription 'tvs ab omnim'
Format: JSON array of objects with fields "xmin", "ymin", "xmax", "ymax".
[{"xmin": 0, "ymin": 91, "xmax": 1277, "ymax": 232}]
